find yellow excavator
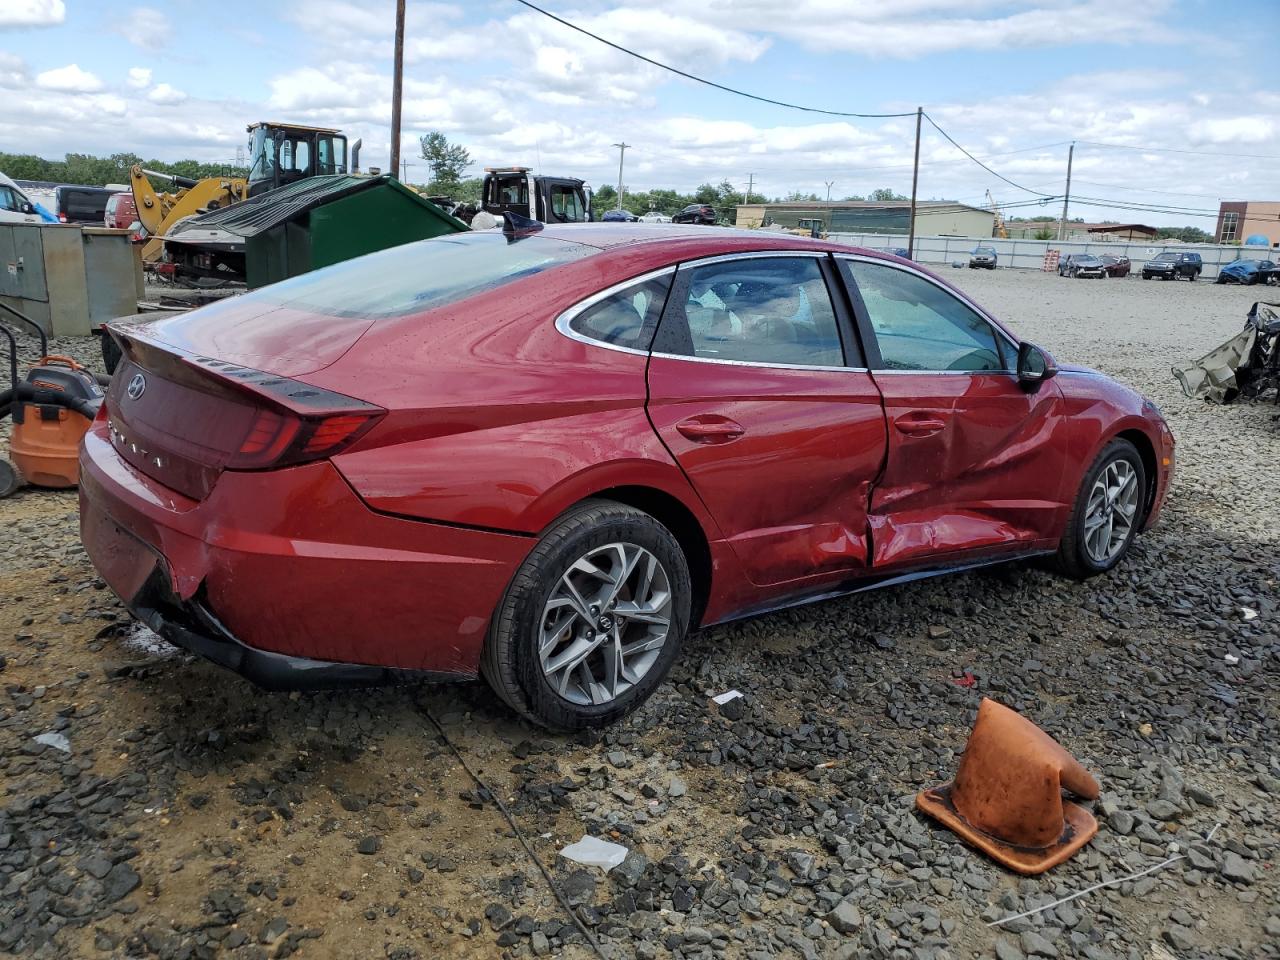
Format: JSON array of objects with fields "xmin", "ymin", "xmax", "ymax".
[
  {"xmin": 130, "ymin": 166, "xmax": 247, "ymax": 263},
  {"xmin": 131, "ymin": 121, "xmax": 354, "ymax": 268}
]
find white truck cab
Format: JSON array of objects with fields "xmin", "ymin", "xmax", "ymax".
[{"xmin": 0, "ymin": 173, "xmax": 44, "ymax": 224}]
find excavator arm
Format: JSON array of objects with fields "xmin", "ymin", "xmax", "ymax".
[{"xmin": 130, "ymin": 164, "xmax": 249, "ymax": 262}]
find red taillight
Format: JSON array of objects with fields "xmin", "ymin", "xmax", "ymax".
[
  {"xmin": 227, "ymin": 408, "xmax": 381, "ymax": 470},
  {"xmin": 58, "ymin": 213, "xmax": 67, "ymax": 222}
]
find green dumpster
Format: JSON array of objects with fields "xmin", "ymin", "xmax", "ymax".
[{"xmin": 179, "ymin": 174, "xmax": 470, "ymax": 289}]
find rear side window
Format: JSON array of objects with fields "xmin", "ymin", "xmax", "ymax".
[
  {"xmin": 567, "ymin": 274, "xmax": 673, "ymax": 350},
  {"xmin": 249, "ymin": 232, "xmax": 596, "ymax": 318},
  {"xmin": 842, "ymin": 259, "xmax": 1008, "ymax": 372},
  {"xmin": 662, "ymin": 256, "xmax": 846, "ymax": 367}
]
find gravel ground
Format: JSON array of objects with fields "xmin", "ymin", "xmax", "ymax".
[{"xmin": 1, "ymin": 268, "xmax": 1277, "ymax": 960}]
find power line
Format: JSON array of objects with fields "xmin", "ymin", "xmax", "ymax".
[
  {"xmin": 922, "ymin": 113, "xmax": 1055, "ymax": 197},
  {"xmin": 511, "ymin": 0, "xmax": 916, "ymax": 119},
  {"xmin": 1077, "ymin": 140, "xmax": 1280, "ymax": 162}
]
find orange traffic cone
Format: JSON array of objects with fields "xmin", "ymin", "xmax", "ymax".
[{"xmin": 916, "ymin": 698, "xmax": 1100, "ymax": 875}]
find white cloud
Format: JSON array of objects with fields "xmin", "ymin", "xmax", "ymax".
[
  {"xmin": 0, "ymin": 0, "xmax": 65, "ymax": 29},
  {"xmin": 1188, "ymin": 116, "xmax": 1276, "ymax": 146},
  {"xmin": 147, "ymin": 83, "xmax": 187, "ymax": 105},
  {"xmin": 116, "ymin": 7, "xmax": 171, "ymax": 50},
  {"xmin": 126, "ymin": 67, "xmax": 152, "ymax": 89},
  {"xmin": 35, "ymin": 63, "xmax": 103, "ymax": 93},
  {"xmin": 0, "ymin": 52, "xmax": 28, "ymax": 88}
]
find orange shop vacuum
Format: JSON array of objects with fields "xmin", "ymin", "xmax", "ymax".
[{"xmin": 0, "ymin": 304, "xmax": 105, "ymax": 499}]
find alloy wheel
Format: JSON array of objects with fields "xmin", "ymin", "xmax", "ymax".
[
  {"xmin": 1083, "ymin": 459, "xmax": 1139, "ymax": 564},
  {"xmin": 538, "ymin": 542, "xmax": 673, "ymax": 706}
]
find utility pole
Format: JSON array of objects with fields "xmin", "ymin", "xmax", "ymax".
[
  {"xmin": 825, "ymin": 181, "xmax": 835, "ymax": 202},
  {"xmin": 907, "ymin": 106, "xmax": 922, "ymax": 260},
  {"xmin": 612, "ymin": 142, "xmax": 630, "ymax": 209},
  {"xmin": 389, "ymin": 0, "xmax": 406, "ymax": 180},
  {"xmin": 1058, "ymin": 141, "xmax": 1075, "ymax": 242},
  {"xmin": 745, "ymin": 173, "xmax": 754, "ymax": 204}
]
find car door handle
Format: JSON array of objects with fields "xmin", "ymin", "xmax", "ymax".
[
  {"xmin": 894, "ymin": 413, "xmax": 947, "ymax": 436},
  {"xmin": 675, "ymin": 416, "xmax": 745, "ymax": 443}
]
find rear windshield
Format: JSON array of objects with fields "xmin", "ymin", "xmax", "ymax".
[
  {"xmin": 59, "ymin": 188, "xmax": 110, "ymax": 218},
  {"xmin": 249, "ymin": 232, "xmax": 597, "ymax": 319}
]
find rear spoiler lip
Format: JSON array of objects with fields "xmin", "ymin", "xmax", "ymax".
[{"xmin": 107, "ymin": 323, "xmax": 384, "ymax": 421}]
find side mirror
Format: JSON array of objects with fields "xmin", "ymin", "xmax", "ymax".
[
  {"xmin": 1017, "ymin": 341, "xmax": 1058, "ymax": 390},
  {"xmin": 20, "ymin": 202, "xmax": 34, "ymax": 214}
]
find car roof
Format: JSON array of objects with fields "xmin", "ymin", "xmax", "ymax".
[{"xmin": 538, "ymin": 222, "xmax": 854, "ymax": 254}]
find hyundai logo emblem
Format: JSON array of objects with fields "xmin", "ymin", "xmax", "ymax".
[{"xmin": 126, "ymin": 373, "xmax": 146, "ymax": 401}]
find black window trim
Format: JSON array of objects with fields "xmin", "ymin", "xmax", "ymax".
[
  {"xmin": 554, "ymin": 265, "xmax": 677, "ymax": 356},
  {"xmin": 834, "ymin": 253, "xmax": 1021, "ymax": 375},
  {"xmin": 650, "ymin": 250, "xmax": 867, "ymax": 372}
]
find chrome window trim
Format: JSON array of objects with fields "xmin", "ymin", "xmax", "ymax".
[
  {"xmin": 649, "ymin": 351, "xmax": 867, "ymax": 374},
  {"xmin": 834, "ymin": 252, "xmax": 1021, "ymax": 372},
  {"xmin": 554, "ymin": 265, "xmax": 678, "ymax": 357}
]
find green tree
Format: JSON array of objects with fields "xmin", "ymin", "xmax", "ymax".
[
  {"xmin": 1156, "ymin": 226, "xmax": 1211, "ymax": 243},
  {"xmin": 593, "ymin": 183, "xmax": 618, "ymax": 208},
  {"xmin": 869, "ymin": 187, "xmax": 908, "ymax": 201},
  {"xmin": 1033, "ymin": 228, "xmax": 1055, "ymax": 240},
  {"xmin": 841, "ymin": 194, "xmax": 866, "ymax": 202},
  {"xmin": 418, "ymin": 131, "xmax": 472, "ymax": 193}
]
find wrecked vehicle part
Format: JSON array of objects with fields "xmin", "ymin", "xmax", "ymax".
[{"xmin": 1173, "ymin": 301, "xmax": 1280, "ymax": 404}]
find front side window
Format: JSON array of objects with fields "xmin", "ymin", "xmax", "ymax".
[
  {"xmin": 664, "ymin": 256, "xmax": 845, "ymax": 367},
  {"xmin": 842, "ymin": 259, "xmax": 1008, "ymax": 372},
  {"xmin": 567, "ymin": 274, "xmax": 672, "ymax": 350},
  {"xmin": 0, "ymin": 186, "xmax": 17, "ymax": 212},
  {"xmin": 549, "ymin": 185, "xmax": 583, "ymax": 222}
]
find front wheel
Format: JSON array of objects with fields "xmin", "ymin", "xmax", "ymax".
[
  {"xmin": 1054, "ymin": 439, "xmax": 1146, "ymax": 579},
  {"xmin": 481, "ymin": 500, "xmax": 691, "ymax": 731}
]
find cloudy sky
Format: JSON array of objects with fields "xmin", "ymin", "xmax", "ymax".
[{"xmin": 2, "ymin": 0, "xmax": 1277, "ymax": 226}]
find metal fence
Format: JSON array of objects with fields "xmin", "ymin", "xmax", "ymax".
[{"xmin": 825, "ymin": 231, "xmax": 1275, "ymax": 280}]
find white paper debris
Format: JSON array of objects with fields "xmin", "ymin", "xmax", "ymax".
[
  {"xmin": 1225, "ymin": 654, "xmax": 1240, "ymax": 665},
  {"xmin": 120, "ymin": 622, "xmax": 180, "ymax": 659},
  {"xmin": 34, "ymin": 733, "xmax": 70, "ymax": 753},
  {"xmin": 711, "ymin": 690, "xmax": 743, "ymax": 705},
  {"xmin": 558, "ymin": 835, "xmax": 629, "ymax": 871},
  {"xmin": 1241, "ymin": 607, "xmax": 1258, "ymax": 621}
]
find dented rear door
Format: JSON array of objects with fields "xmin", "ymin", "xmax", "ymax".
[{"xmin": 645, "ymin": 253, "xmax": 887, "ymax": 587}]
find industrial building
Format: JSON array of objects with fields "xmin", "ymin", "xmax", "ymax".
[
  {"xmin": 1004, "ymin": 221, "xmax": 1159, "ymax": 241},
  {"xmin": 735, "ymin": 200, "xmax": 994, "ymax": 237},
  {"xmin": 1216, "ymin": 201, "xmax": 1280, "ymax": 248}
]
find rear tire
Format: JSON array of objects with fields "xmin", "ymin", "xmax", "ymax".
[
  {"xmin": 1054, "ymin": 439, "xmax": 1146, "ymax": 580},
  {"xmin": 481, "ymin": 499, "xmax": 691, "ymax": 731}
]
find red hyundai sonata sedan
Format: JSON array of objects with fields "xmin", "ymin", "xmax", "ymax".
[{"xmin": 80, "ymin": 223, "xmax": 1174, "ymax": 730}]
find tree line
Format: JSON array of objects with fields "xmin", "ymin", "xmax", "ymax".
[{"xmin": 0, "ymin": 151, "xmax": 247, "ymax": 189}]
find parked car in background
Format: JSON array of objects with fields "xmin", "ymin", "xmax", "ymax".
[
  {"xmin": 639, "ymin": 211, "xmax": 672, "ymax": 224},
  {"xmin": 1099, "ymin": 255, "xmax": 1131, "ymax": 278},
  {"xmin": 672, "ymin": 203, "xmax": 716, "ymax": 225},
  {"xmin": 1216, "ymin": 259, "xmax": 1278, "ymax": 285},
  {"xmin": 1142, "ymin": 251, "xmax": 1202, "ymax": 281},
  {"xmin": 1059, "ymin": 254, "xmax": 1106, "ymax": 279},
  {"xmin": 54, "ymin": 185, "xmax": 115, "ymax": 224},
  {"xmin": 104, "ymin": 191, "xmax": 138, "ymax": 229},
  {"xmin": 0, "ymin": 172, "xmax": 44, "ymax": 224},
  {"xmin": 968, "ymin": 245, "xmax": 998, "ymax": 269},
  {"xmin": 82, "ymin": 225, "xmax": 1173, "ymax": 731},
  {"xmin": 601, "ymin": 209, "xmax": 639, "ymax": 222},
  {"xmin": 883, "ymin": 247, "xmax": 911, "ymax": 260}
]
